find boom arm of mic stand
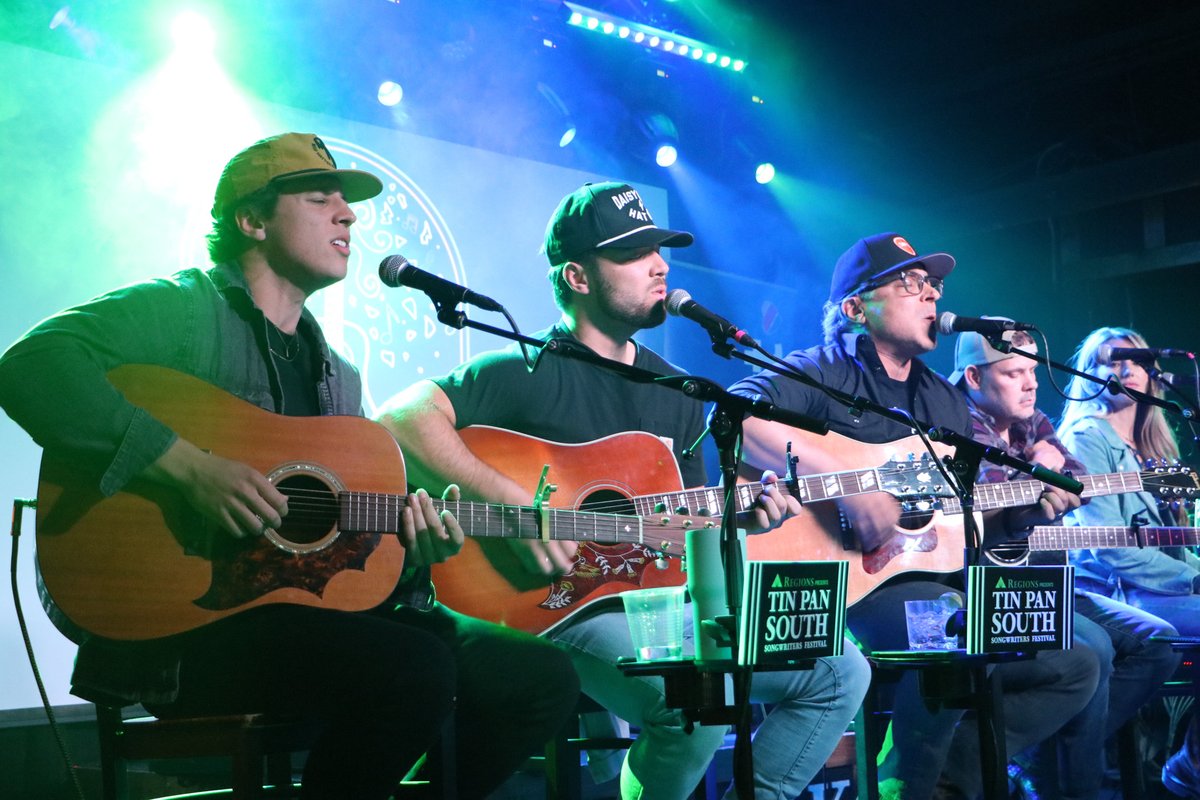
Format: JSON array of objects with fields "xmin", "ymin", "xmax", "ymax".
[
  {"xmin": 991, "ymin": 340, "xmax": 1192, "ymax": 420},
  {"xmin": 926, "ymin": 427, "xmax": 1084, "ymax": 496}
]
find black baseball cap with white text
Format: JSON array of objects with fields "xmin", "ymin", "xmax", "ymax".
[{"xmin": 543, "ymin": 182, "xmax": 693, "ymax": 265}]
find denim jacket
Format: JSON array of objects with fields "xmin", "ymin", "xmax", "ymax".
[
  {"xmin": 0, "ymin": 262, "xmax": 362, "ymax": 498},
  {"xmin": 1059, "ymin": 415, "xmax": 1199, "ymax": 596},
  {"xmin": 0, "ymin": 262, "xmax": 363, "ymax": 704}
]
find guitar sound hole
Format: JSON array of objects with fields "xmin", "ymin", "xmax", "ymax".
[
  {"xmin": 579, "ymin": 490, "xmax": 635, "ymax": 517},
  {"xmin": 898, "ymin": 509, "xmax": 935, "ymax": 530},
  {"xmin": 276, "ymin": 474, "xmax": 339, "ymax": 546}
]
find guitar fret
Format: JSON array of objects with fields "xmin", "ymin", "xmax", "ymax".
[{"xmin": 736, "ymin": 484, "xmax": 755, "ymax": 513}]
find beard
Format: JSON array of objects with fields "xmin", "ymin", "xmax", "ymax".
[{"xmin": 591, "ymin": 271, "xmax": 667, "ymax": 331}]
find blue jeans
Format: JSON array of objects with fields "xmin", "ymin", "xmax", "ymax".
[
  {"xmin": 851, "ymin": 582, "xmax": 1101, "ymax": 800},
  {"xmin": 946, "ymin": 592, "xmax": 1179, "ymax": 800},
  {"xmin": 551, "ymin": 605, "xmax": 872, "ymax": 800},
  {"xmin": 1057, "ymin": 592, "xmax": 1179, "ymax": 799},
  {"xmin": 1115, "ymin": 587, "xmax": 1200, "ymax": 637}
]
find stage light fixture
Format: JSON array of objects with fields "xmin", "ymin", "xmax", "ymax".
[
  {"xmin": 755, "ymin": 163, "xmax": 776, "ymax": 185},
  {"xmin": 656, "ymin": 144, "xmax": 678, "ymax": 167},
  {"xmin": 377, "ymin": 81, "xmax": 403, "ymax": 107},
  {"xmin": 170, "ymin": 10, "xmax": 215, "ymax": 55},
  {"xmin": 48, "ymin": 6, "xmax": 99, "ymax": 57},
  {"xmin": 563, "ymin": 2, "xmax": 748, "ymax": 73}
]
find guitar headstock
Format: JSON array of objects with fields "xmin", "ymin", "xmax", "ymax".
[
  {"xmin": 875, "ymin": 451, "xmax": 953, "ymax": 499},
  {"xmin": 1142, "ymin": 464, "xmax": 1200, "ymax": 500}
]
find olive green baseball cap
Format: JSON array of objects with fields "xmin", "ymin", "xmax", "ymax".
[{"xmin": 211, "ymin": 132, "xmax": 383, "ymax": 219}]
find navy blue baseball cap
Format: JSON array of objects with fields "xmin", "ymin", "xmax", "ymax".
[{"xmin": 829, "ymin": 232, "xmax": 955, "ymax": 302}]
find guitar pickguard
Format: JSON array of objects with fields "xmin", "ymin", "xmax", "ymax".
[
  {"xmin": 197, "ymin": 531, "xmax": 384, "ymax": 609},
  {"xmin": 540, "ymin": 542, "xmax": 664, "ymax": 610}
]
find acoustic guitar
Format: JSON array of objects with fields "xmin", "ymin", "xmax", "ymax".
[
  {"xmin": 741, "ymin": 426, "xmax": 1199, "ymax": 605},
  {"xmin": 34, "ymin": 365, "xmax": 704, "ymax": 641}
]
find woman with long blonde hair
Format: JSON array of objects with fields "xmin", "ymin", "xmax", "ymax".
[{"xmin": 1058, "ymin": 326, "xmax": 1199, "ymax": 797}]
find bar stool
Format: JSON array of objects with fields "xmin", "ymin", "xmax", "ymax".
[
  {"xmin": 856, "ymin": 650, "xmax": 1023, "ymax": 800},
  {"xmin": 95, "ymin": 704, "xmax": 456, "ymax": 799},
  {"xmin": 94, "ymin": 704, "xmax": 321, "ymax": 800},
  {"xmin": 1116, "ymin": 636, "xmax": 1200, "ymax": 800}
]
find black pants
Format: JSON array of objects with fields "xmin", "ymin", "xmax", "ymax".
[{"xmin": 150, "ymin": 602, "xmax": 579, "ymax": 799}]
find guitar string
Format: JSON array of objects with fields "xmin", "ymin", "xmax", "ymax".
[{"xmin": 271, "ymin": 469, "xmax": 1195, "ymax": 531}]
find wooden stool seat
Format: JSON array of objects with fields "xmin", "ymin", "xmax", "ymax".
[{"xmin": 96, "ymin": 704, "xmax": 322, "ymax": 800}]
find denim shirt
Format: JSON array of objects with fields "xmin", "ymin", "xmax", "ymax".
[
  {"xmin": 0, "ymin": 262, "xmax": 362, "ymax": 497},
  {"xmin": 1059, "ymin": 415, "xmax": 1199, "ymax": 596}
]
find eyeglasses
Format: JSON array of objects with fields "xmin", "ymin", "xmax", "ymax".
[{"xmin": 865, "ymin": 270, "xmax": 944, "ymax": 297}]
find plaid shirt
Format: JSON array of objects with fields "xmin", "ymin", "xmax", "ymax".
[{"xmin": 966, "ymin": 397, "xmax": 1087, "ymax": 484}]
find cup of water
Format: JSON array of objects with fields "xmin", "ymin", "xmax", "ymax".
[
  {"xmin": 622, "ymin": 585, "xmax": 686, "ymax": 661},
  {"xmin": 903, "ymin": 596, "xmax": 961, "ymax": 651}
]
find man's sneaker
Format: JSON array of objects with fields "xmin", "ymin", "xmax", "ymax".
[{"xmin": 1163, "ymin": 749, "xmax": 1200, "ymax": 799}]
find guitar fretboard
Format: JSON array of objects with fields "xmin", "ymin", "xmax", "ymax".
[
  {"xmin": 940, "ymin": 471, "xmax": 1147, "ymax": 515},
  {"xmin": 337, "ymin": 492, "xmax": 695, "ymax": 550},
  {"xmin": 1028, "ymin": 525, "xmax": 1200, "ymax": 551},
  {"xmin": 627, "ymin": 467, "xmax": 888, "ymax": 519}
]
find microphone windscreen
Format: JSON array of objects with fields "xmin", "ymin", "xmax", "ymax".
[
  {"xmin": 378, "ymin": 255, "xmax": 410, "ymax": 287},
  {"xmin": 665, "ymin": 288, "xmax": 692, "ymax": 316},
  {"xmin": 936, "ymin": 311, "xmax": 958, "ymax": 335}
]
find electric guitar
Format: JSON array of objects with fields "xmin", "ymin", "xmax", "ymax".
[
  {"xmin": 34, "ymin": 365, "xmax": 705, "ymax": 642},
  {"xmin": 740, "ymin": 426, "xmax": 1200, "ymax": 605},
  {"xmin": 987, "ymin": 525, "xmax": 1200, "ymax": 565}
]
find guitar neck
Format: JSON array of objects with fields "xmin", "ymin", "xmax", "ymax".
[
  {"xmin": 940, "ymin": 471, "xmax": 1147, "ymax": 515},
  {"xmin": 339, "ymin": 493, "xmax": 691, "ymax": 549},
  {"xmin": 1027, "ymin": 525, "xmax": 1200, "ymax": 551},
  {"xmin": 628, "ymin": 466, "xmax": 884, "ymax": 519}
]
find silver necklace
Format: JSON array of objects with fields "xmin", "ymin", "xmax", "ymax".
[{"xmin": 267, "ymin": 324, "xmax": 300, "ymax": 362}]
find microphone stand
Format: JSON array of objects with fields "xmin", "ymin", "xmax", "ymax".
[
  {"xmin": 988, "ymin": 339, "xmax": 1195, "ymax": 420},
  {"xmin": 428, "ymin": 300, "xmax": 827, "ymax": 800},
  {"xmin": 699, "ymin": 341, "xmax": 1083, "ymax": 561}
]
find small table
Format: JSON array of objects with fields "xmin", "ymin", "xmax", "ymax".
[{"xmin": 859, "ymin": 649, "xmax": 1032, "ymax": 800}]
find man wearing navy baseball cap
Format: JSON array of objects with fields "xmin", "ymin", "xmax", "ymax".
[
  {"xmin": 379, "ymin": 181, "xmax": 872, "ymax": 800},
  {"xmin": 730, "ymin": 232, "xmax": 1099, "ymax": 800}
]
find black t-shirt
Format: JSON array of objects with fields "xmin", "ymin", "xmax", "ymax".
[
  {"xmin": 728, "ymin": 333, "xmax": 972, "ymax": 443},
  {"xmin": 271, "ymin": 324, "xmax": 320, "ymax": 417},
  {"xmin": 435, "ymin": 323, "xmax": 708, "ymax": 488}
]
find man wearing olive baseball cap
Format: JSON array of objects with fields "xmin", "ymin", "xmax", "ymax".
[{"xmin": 0, "ymin": 132, "xmax": 580, "ymax": 798}]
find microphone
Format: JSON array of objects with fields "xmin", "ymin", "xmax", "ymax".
[
  {"xmin": 378, "ymin": 255, "xmax": 502, "ymax": 312},
  {"xmin": 1098, "ymin": 345, "xmax": 1194, "ymax": 364},
  {"xmin": 666, "ymin": 289, "xmax": 757, "ymax": 347},
  {"xmin": 937, "ymin": 312, "xmax": 1036, "ymax": 336}
]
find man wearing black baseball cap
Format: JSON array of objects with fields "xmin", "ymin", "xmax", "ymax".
[
  {"xmin": 0, "ymin": 132, "xmax": 579, "ymax": 799},
  {"xmin": 730, "ymin": 232, "xmax": 1099, "ymax": 800},
  {"xmin": 379, "ymin": 182, "xmax": 871, "ymax": 799}
]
